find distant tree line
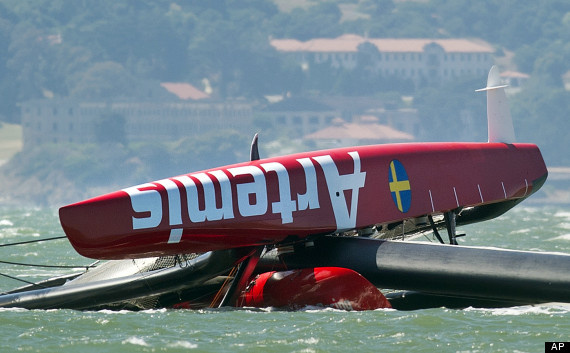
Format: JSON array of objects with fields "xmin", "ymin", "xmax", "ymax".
[{"xmin": 1, "ymin": 1, "xmax": 569, "ymax": 108}]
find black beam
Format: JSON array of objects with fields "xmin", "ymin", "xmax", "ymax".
[{"xmin": 257, "ymin": 236, "xmax": 570, "ymax": 304}]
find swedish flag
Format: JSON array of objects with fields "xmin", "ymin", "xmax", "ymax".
[{"xmin": 389, "ymin": 160, "xmax": 411, "ymax": 213}]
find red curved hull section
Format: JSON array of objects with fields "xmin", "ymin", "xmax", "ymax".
[
  {"xmin": 60, "ymin": 142, "xmax": 547, "ymax": 259},
  {"xmin": 237, "ymin": 267, "xmax": 391, "ymax": 311}
]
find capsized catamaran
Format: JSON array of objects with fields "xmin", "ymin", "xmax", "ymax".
[{"xmin": 1, "ymin": 66, "xmax": 568, "ymax": 311}]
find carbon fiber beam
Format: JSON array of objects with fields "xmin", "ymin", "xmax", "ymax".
[{"xmin": 257, "ymin": 236, "xmax": 570, "ymax": 304}]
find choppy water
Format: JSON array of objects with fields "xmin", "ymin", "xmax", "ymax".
[{"xmin": 0, "ymin": 206, "xmax": 568, "ymax": 352}]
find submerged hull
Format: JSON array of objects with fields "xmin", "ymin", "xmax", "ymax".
[
  {"xmin": 2, "ymin": 236, "xmax": 569, "ymax": 310},
  {"xmin": 0, "ymin": 249, "xmax": 248, "ymax": 310},
  {"xmin": 237, "ymin": 267, "xmax": 391, "ymax": 311}
]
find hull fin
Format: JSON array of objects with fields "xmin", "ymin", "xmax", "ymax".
[
  {"xmin": 476, "ymin": 66, "xmax": 515, "ymax": 143},
  {"xmin": 250, "ymin": 133, "xmax": 260, "ymax": 161}
]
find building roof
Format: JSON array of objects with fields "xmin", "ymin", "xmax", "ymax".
[
  {"xmin": 160, "ymin": 82, "xmax": 209, "ymax": 100},
  {"xmin": 305, "ymin": 116, "xmax": 414, "ymax": 141},
  {"xmin": 500, "ymin": 71, "xmax": 530, "ymax": 79},
  {"xmin": 271, "ymin": 34, "xmax": 494, "ymax": 54},
  {"xmin": 263, "ymin": 97, "xmax": 335, "ymax": 112}
]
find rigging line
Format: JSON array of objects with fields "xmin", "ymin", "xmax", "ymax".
[
  {"xmin": 0, "ymin": 260, "xmax": 97, "ymax": 269},
  {"xmin": 0, "ymin": 272, "xmax": 48, "ymax": 292},
  {"xmin": 0, "ymin": 236, "xmax": 67, "ymax": 248},
  {"xmin": 130, "ymin": 258, "xmax": 155, "ymax": 294},
  {"xmin": 421, "ymin": 230, "xmax": 435, "ymax": 243},
  {"xmin": 210, "ymin": 266, "xmax": 238, "ymax": 308},
  {"xmin": 132, "ymin": 257, "xmax": 184, "ymax": 295},
  {"xmin": 427, "ymin": 215, "xmax": 445, "ymax": 244}
]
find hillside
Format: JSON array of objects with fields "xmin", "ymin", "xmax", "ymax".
[
  {"xmin": 0, "ymin": 123, "xmax": 21, "ymax": 164},
  {"xmin": 0, "ymin": 0, "xmax": 569, "ymax": 205}
]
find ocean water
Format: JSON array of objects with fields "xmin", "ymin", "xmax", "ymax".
[{"xmin": 0, "ymin": 206, "xmax": 568, "ymax": 352}]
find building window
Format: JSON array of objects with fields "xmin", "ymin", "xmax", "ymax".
[{"xmin": 53, "ymin": 122, "xmax": 58, "ymax": 131}]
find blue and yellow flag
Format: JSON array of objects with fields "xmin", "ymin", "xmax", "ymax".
[{"xmin": 388, "ymin": 160, "xmax": 411, "ymax": 213}]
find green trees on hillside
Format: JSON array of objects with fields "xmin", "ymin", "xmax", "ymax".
[
  {"xmin": 0, "ymin": 0, "xmax": 568, "ymax": 174},
  {"xmin": 1, "ymin": 0, "xmax": 568, "ymax": 107},
  {"xmin": 511, "ymin": 83, "xmax": 570, "ymax": 166},
  {"xmin": 2, "ymin": 129, "xmax": 251, "ymax": 204},
  {"xmin": 70, "ymin": 62, "xmax": 135, "ymax": 98}
]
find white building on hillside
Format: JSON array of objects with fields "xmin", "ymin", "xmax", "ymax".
[
  {"xmin": 271, "ymin": 35, "xmax": 495, "ymax": 86},
  {"xmin": 20, "ymin": 82, "xmax": 253, "ymax": 149}
]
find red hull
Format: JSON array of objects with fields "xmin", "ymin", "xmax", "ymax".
[
  {"xmin": 60, "ymin": 142, "xmax": 547, "ymax": 259},
  {"xmin": 237, "ymin": 267, "xmax": 391, "ymax": 311}
]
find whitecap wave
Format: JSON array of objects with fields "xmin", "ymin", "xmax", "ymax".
[
  {"xmin": 140, "ymin": 308, "xmax": 167, "ymax": 314},
  {"xmin": 296, "ymin": 337, "xmax": 320, "ymax": 345},
  {"xmin": 167, "ymin": 341, "xmax": 198, "ymax": 349},
  {"xmin": 298, "ymin": 305, "xmax": 346, "ymax": 313},
  {"xmin": 554, "ymin": 211, "xmax": 570, "ymax": 219},
  {"xmin": 548, "ymin": 233, "xmax": 570, "ymax": 241},
  {"xmin": 465, "ymin": 303, "xmax": 570, "ymax": 315},
  {"xmin": 0, "ymin": 220, "xmax": 14, "ymax": 226},
  {"xmin": 510, "ymin": 228, "xmax": 531, "ymax": 234},
  {"xmin": 95, "ymin": 309, "xmax": 132, "ymax": 315},
  {"xmin": 0, "ymin": 307, "xmax": 29, "ymax": 313},
  {"xmin": 559, "ymin": 222, "xmax": 570, "ymax": 230},
  {"xmin": 122, "ymin": 336, "xmax": 149, "ymax": 346}
]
